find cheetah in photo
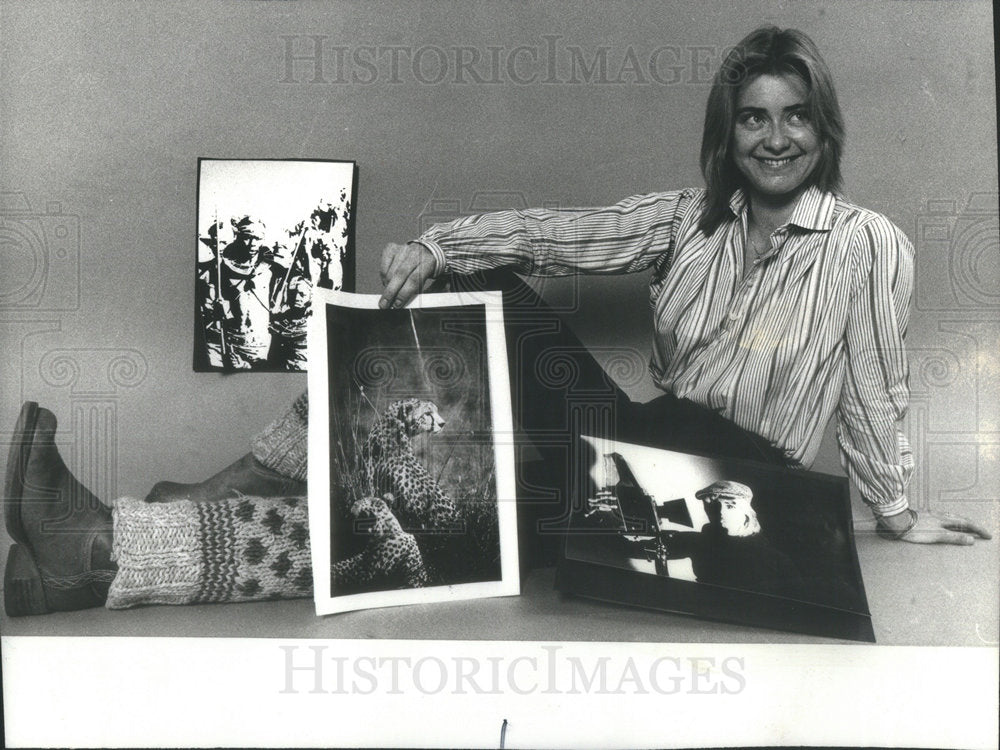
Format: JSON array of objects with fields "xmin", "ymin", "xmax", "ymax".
[
  {"xmin": 331, "ymin": 494, "xmax": 428, "ymax": 591},
  {"xmin": 362, "ymin": 399, "xmax": 460, "ymax": 532}
]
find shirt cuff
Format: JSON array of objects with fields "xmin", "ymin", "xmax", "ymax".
[
  {"xmin": 867, "ymin": 493, "xmax": 910, "ymax": 519},
  {"xmin": 410, "ymin": 239, "xmax": 447, "ymax": 277}
]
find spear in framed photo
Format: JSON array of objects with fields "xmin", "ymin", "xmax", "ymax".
[
  {"xmin": 271, "ymin": 222, "xmax": 308, "ymax": 309},
  {"xmin": 213, "ymin": 209, "xmax": 227, "ymax": 363}
]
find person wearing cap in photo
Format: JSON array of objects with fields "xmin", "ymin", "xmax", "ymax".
[
  {"xmin": 656, "ymin": 480, "xmax": 805, "ymax": 598},
  {"xmin": 218, "ymin": 214, "xmax": 273, "ymax": 369}
]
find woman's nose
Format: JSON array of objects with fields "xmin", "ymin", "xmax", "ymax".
[{"xmin": 764, "ymin": 123, "xmax": 791, "ymax": 151}]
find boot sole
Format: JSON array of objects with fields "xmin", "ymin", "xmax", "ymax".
[
  {"xmin": 3, "ymin": 401, "xmax": 39, "ymax": 547},
  {"xmin": 4, "ymin": 543, "xmax": 50, "ymax": 616}
]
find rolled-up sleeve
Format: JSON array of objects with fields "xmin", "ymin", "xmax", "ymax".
[
  {"xmin": 836, "ymin": 215, "xmax": 915, "ymax": 517},
  {"xmin": 415, "ymin": 190, "xmax": 695, "ymax": 278}
]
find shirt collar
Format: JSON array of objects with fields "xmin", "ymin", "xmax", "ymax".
[
  {"xmin": 787, "ymin": 185, "xmax": 837, "ymax": 231},
  {"xmin": 728, "ymin": 185, "xmax": 837, "ymax": 232},
  {"xmin": 728, "ymin": 188, "xmax": 749, "ymax": 217}
]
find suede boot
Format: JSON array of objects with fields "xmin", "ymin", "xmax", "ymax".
[
  {"xmin": 4, "ymin": 402, "xmax": 116, "ymax": 616},
  {"xmin": 144, "ymin": 453, "xmax": 306, "ymax": 503}
]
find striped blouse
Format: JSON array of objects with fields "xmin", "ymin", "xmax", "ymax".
[{"xmin": 416, "ymin": 185, "xmax": 915, "ymax": 517}]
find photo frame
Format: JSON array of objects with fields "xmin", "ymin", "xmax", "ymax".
[
  {"xmin": 193, "ymin": 158, "xmax": 358, "ymax": 372},
  {"xmin": 307, "ymin": 289, "xmax": 520, "ymax": 615},
  {"xmin": 557, "ymin": 436, "xmax": 875, "ymax": 642}
]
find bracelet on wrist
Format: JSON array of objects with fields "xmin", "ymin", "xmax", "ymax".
[{"xmin": 876, "ymin": 508, "xmax": 918, "ymax": 540}]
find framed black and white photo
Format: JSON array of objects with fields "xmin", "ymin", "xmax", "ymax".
[
  {"xmin": 557, "ymin": 436, "xmax": 875, "ymax": 642},
  {"xmin": 307, "ymin": 289, "xmax": 519, "ymax": 615},
  {"xmin": 193, "ymin": 158, "xmax": 357, "ymax": 372}
]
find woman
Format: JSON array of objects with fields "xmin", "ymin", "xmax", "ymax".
[
  {"xmin": 5, "ymin": 27, "xmax": 988, "ymax": 618},
  {"xmin": 378, "ymin": 26, "xmax": 988, "ymax": 545}
]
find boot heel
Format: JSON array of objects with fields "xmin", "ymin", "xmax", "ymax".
[{"xmin": 4, "ymin": 543, "xmax": 50, "ymax": 616}]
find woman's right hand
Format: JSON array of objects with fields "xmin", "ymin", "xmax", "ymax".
[
  {"xmin": 379, "ymin": 242, "xmax": 438, "ymax": 310},
  {"xmin": 878, "ymin": 508, "xmax": 993, "ymax": 545}
]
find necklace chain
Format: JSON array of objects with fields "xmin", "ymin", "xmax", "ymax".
[
  {"xmin": 747, "ymin": 219, "xmax": 773, "ymax": 261},
  {"xmin": 748, "ymin": 233, "xmax": 767, "ymax": 260}
]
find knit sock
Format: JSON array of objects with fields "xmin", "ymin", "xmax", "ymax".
[
  {"xmin": 250, "ymin": 391, "xmax": 308, "ymax": 482},
  {"xmin": 105, "ymin": 494, "xmax": 312, "ymax": 609}
]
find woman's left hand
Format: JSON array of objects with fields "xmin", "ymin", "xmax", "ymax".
[{"xmin": 880, "ymin": 509, "xmax": 993, "ymax": 545}]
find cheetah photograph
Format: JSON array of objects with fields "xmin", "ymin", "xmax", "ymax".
[{"xmin": 306, "ymin": 288, "xmax": 519, "ymax": 614}]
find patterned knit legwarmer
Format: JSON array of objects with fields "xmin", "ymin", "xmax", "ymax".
[
  {"xmin": 250, "ymin": 391, "xmax": 308, "ymax": 482},
  {"xmin": 105, "ymin": 495, "xmax": 312, "ymax": 609}
]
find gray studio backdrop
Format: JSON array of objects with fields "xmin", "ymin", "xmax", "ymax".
[{"xmin": 1, "ymin": 1, "xmax": 996, "ymax": 533}]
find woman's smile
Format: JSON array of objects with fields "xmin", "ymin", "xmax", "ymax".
[{"xmin": 754, "ymin": 155, "xmax": 801, "ymax": 168}]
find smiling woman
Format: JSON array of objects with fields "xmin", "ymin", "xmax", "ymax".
[{"xmin": 379, "ymin": 26, "xmax": 993, "ymax": 549}]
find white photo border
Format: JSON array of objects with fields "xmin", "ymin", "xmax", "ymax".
[{"xmin": 307, "ymin": 289, "xmax": 520, "ymax": 615}]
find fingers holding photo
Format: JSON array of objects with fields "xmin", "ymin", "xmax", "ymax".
[{"xmin": 379, "ymin": 242, "xmax": 437, "ymax": 309}]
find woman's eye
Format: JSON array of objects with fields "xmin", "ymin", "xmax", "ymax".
[{"xmin": 788, "ymin": 111, "xmax": 809, "ymax": 125}]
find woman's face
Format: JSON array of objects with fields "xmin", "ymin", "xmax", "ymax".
[{"xmin": 731, "ymin": 73, "xmax": 821, "ymax": 204}]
